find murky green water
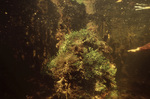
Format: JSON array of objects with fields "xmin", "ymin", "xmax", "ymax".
[{"xmin": 1, "ymin": 0, "xmax": 150, "ymax": 98}]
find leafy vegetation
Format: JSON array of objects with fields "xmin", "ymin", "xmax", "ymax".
[{"xmin": 46, "ymin": 29, "xmax": 117, "ymax": 98}]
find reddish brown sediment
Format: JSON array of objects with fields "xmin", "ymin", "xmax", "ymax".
[{"xmin": 139, "ymin": 43, "xmax": 150, "ymax": 51}]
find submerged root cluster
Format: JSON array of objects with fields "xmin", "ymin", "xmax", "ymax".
[{"xmin": 47, "ymin": 29, "xmax": 117, "ymax": 98}]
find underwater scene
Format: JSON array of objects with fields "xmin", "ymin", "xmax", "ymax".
[{"xmin": 1, "ymin": 0, "xmax": 150, "ymax": 99}]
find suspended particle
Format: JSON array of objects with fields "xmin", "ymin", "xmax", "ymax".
[
  {"xmin": 5, "ymin": 12, "xmax": 8, "ymax": 14},
  {"xmin": 33, "ymin": 50, "xmax": 36, "ymax": 57}
]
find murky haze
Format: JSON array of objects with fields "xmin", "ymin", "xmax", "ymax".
[{"xmin": 1, "ymin": 0, "xmax": 150, "ymax": 98}]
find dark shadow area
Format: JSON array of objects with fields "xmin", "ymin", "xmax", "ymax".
[
  {"xmin": 62, "ymin": 1, "xmax": 87, "ymax": 31},
  {"xmin": 127, "ymin": 51, "xmax": 150, "ymax": 97},
  {"xmin": 116, "ymin": 50, "xmax": 150, "ymax": 98},
  {"xmin": 0, "ymin": 0, "xmax": 58, "ymax": 98}
]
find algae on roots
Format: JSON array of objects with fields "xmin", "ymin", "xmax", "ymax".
[{"xmin": 46, "ymin": 29, "xmax": 117, "ymax": 98}]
